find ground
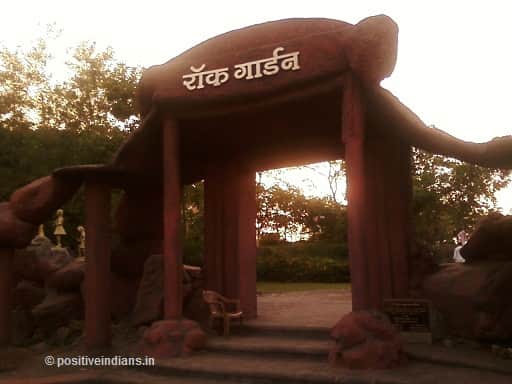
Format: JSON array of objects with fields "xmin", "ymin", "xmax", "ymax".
[{"xmin": 0, "ymin": 285, "xmax": 511, "ymax": 383}]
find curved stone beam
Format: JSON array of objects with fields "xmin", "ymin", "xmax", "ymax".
[
  {"xmin": 111, "ymin": 107, "xmax": 161, "ymax": 172},
  {"xmin": 343, "ymin": 15, "xmax": 398, "ymax": 85},
  {"xmin": 10, "ymin": 175, "xmax": 82, "ymax": 225},
  {"xmin": 136, "ymin": 15, "xmax": 398, "ymax": 117},
  {"xmin": 0, "ymin": 203, "xmax": 37, "ymax": 248},
  {"xmin": 0, "ymin": 175, "xmax": 82, "ymax": 249},
  {"xmin": 365, "ymin": 86, "xmax": 512, "ymax": 169}
]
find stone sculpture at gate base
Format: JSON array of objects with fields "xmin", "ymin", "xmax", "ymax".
[
  {"xmin": 140, "ymin": 318, "xmax": 206, "ymax": 358},
  {"xmin": 329, "ymin": 310, "xmax": 406, "ymax": 369}
]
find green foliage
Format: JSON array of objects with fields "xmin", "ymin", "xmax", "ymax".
[
  {"xmin": 256, "ymin": 182, "xmax": 347, "ymax": 241},
  {"xmin": 183, "ymin": 238, "xmax": 203, "ymax": 266},
  {"xmin": 183, "ymin": 182, "xmax": 204, "ymax": 242},
  {"xmin": 0, "ymin": 37, "xmax": 52, "ymax": 130},
  {"xmin": 0, "ymin": 31, "xmax": 139, "ymax": 245},
  {"xmin": 52, "ymin": 42, "xmax": 141, "ymax": 134},
  {"xmin": 257, "ymin": 243, "xmax": 350, "ymax": 282},
  {"xmin": 256, "ymin": 282, "xmax": 350, "ymax": 293},
  {"xmin": 412, "ymin": 148, "xmax": 510, "ymax": 246}
]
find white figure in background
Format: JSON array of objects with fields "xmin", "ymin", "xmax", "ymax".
[{"xmin": 453, "ymin": 229, "xmax": 469, "ymax": 263}]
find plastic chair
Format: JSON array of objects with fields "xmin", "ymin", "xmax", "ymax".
[{"xmin": 202, "ymin": 290, "xmax": 243, "ymax": 336}]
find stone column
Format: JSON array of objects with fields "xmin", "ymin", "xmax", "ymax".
[
  {"xmin": 0, "ymin": 249, "xmax": 13, "ymax": 345},
  {"xmin": 342, "ymin": 76, "xmax": 410, "ymax": 311},
  {"xmin": 140, "ymin": 115, "xmax": 206, "ymax": 358},
  {"xmin": 84, "ymin": 181, "xmax": 111, "ymax": 349},
  {"xmin": 204, "ymin": 162, "xmax": 257, "ymax": 318},
  {"xmin": 162, "ymin": 117, "xmax": 182, "ymax": 320}
]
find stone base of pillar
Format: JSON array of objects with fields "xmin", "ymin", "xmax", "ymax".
[
  {"xmin": 140, "ymin": 319, "xmax": 206, "ymax": 358},
  {"xmin": 329, "ymin": 310, "xmax": 406, "ymax": 369}
]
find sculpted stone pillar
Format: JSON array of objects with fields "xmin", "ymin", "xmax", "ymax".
[
  {"xmin": 162, "ymin": 117, "xmax": 183, "ymax": 319},
  {"xmin": 342, "ymin": 75, "xmax": 411, "ymax": 310},
  {"xmin": 84, "ymin": 181, "xmax": 111, "ymax": 349},
  {"xmin": 140, "ymin": 115, "xmax": 206, "ymax": 358},
  {"xmin": 204, "ymin": 161, "xmax": 257, "ymax": 318},
  {"xmin": 0, "ymin": 249, "xmax": 13, "ymax": 345}
]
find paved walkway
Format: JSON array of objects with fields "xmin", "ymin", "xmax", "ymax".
[
  {"xmin": 1, "ymin": 288, "xmax": 511, "ymax": 384},
  {"xmin": 253, "ymin": 288, "xmax": 351, "ymax": 328}
]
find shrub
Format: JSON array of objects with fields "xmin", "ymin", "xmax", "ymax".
[{"xmin": 257, "ymin": 242, "xmax": 350, "ymax": 282}]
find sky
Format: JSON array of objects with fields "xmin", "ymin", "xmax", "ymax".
[{"xmin": 1, "ymin": 0, "xmax": 511, "ymax": 212}]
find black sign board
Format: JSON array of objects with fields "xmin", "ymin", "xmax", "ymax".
[{"xmin": 383, "ymin": 299, "xmax": 432, "ymax": 343}]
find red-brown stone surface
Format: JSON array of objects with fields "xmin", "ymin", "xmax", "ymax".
[
  {"xmin": 13, "ymin": 280, "xmax": 45, "ymax": 310},
  {"xmin": 14, "ymin": 241, "xmax": 72, "ymax": 283},
  {"xmin": 46, "ymin": 258, "xmax": 85, "ymax": 291},
  {"xmin": 131, "ymin": 254, "xmax": 201, "ymax": 326},
  {"xmin": 344, "ymin": 15, "xmax": 398, "ymax": 85},
  {"xmin": 9, "ymin": 176, "xmax": 80, "ymax": 225},
  {"xmin": 115, "ymin": 188, "xmax": 163, "ymax": 241},
  {"xmin": 111, "ymin": 239, "xmax": 162, "ymax": 278},
  {"xmin": 31, "ymin": 291, "xmax": 83, "ymax": 335},
  {"xmin": 110, "ymin": 272, "xmax": 140, "ymax": 319},
  {"xmin": 461, "ymin": 213, "xmax": 512, "ymax": 262},
  {"xmin": 78, "ymin": 272, "xmax": 139, "ymax": 318},
  {"xmin": 329, "ymin": 310, "xmax": 405, "ymax": 369},
  {"xmin": 112, "ymin": 188, "xmax": 163, "ymax": 277},
  {"xmin": 0, "ymin": 203, "xmax": 37, "ymax": 248},
  {"xmin": 140, "ymin": 318, "xmax": 206, "ymax": 358},
  {"xmin": 422, "ymin": 262, "xmax": 512, "ymax": 340},
  {"xmin": 409, "ymin": 240, "xmax": 440, "ymax": 294},
  {"xmin": 131, "ymin": 254, "xmax": 164, "ymax": 327}
]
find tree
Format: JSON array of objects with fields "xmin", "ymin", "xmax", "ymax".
[
  {"xmin": 325, "ymin": 160, "xmax": 346, "ymax": 204},
  {"xmin": 51, "ymin": 42, "xmax": 141, "ymax": 135},
  {"xmin": 0, "ymin": 37, "xmax": 52, "ymax": 131},
  {"xmin": 301, "ymin": 197, "xmax": 347, "ymax": 242},
  {"xmin": 182, "ymin": 181, "xmax": 204, "ymax": 242},
  {"xmin": 412, "ymin": 148, "xmax": 510, "ymax": 246},
  {"xmin": 0, "ymin": 33, "xmax": 142, "ymax": 243},
  {"xmin": 256, "ymin": 183, "xmax": 307, "ymax": 241}
]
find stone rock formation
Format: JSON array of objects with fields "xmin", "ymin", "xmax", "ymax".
[
  {"xmin": 13, "ymin": 281, "xmax": 45, "ymax": 310},
  {"xmin": 329, "ymin": 310, "xmax": 405, "ymax": 369},
  {"xmin": 9, "ymin": 175, "xmax": 80, "ymax": 225},
  {"xmin": 131, "ymin": 254, "xmax": 205, "ymax": 326},
  {"xmin": 140, "ymin": 318, "xmax": 206, "ymax": 358},
  {"xmin": 408, "ymin": 240, "xmax": 440, "ymax": 295},
  {"xmin": 32, "ymin": 291, "xmax": 83, "ymax": 336},
  {"xmin": 461, "ymin": 213, "xmax": 512, "ymax": 262},
  {"xmin": 110, "ymin": 273, "xmax": 140, "ymax": 319},
  {"xmin": 14, "ymin": 238, "xmax": 73, "ymax": 283},
  {"xmin": 111, "ymin": 187, "xmax": 163, "ymax": 278},
  {"xmin": 422, "ymin": 261, "xmax": 512, "ymax": 340},
  {"xmin": 343, "ymin": 15, "xmax": 398, "ymax": 85},
  {"xmin": 111, "ymin": 239, "xmax": 162, "ymax": 278},
  {"xmin": 46, "ymin": 258, "xmax": 86, "ymax": 291},
  {"xmin": 131, "ymin": 254, "xmax": 165, "ymax": 326},
  {"xmin": 0, "ymin": 202, "xmax": 37, "ymax": 248}
]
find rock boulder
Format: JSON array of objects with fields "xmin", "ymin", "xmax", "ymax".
[
  {"xmin": 329, "ymin": 310, "xmax": 405, "ymax": 369},
  {"xmin": 461, "ymin": 213, "xmax": 512, "ymax": 262},
  {"xmin": 31, "ymin": 292, "xmax": 83, "ymax": 335},
  {"xmin": 422, "ymin": 261, "xmax": 512, "ymax": 340},
  {"xmin": 14, "ymin": 241, "xmax": 73, "ymax": 283},
  {"xmin": 46, "ymin": 258, "xmax": 85, "ymax": 291},
  {"xmin": 13, "ymin": 280, "xmax": 45, "ymax": 309},
  {"xmin": 140, "ymin": 319, "xmax": 206, "ymax": 358}
]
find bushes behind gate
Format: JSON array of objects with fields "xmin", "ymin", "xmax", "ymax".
[
  {"xmin": 257, "ymin": 242, "xmax": 350, "ymax": 282},
  {"xmin": 183, "ymin": 240, "xmax": 350, "ymax": 283}
]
